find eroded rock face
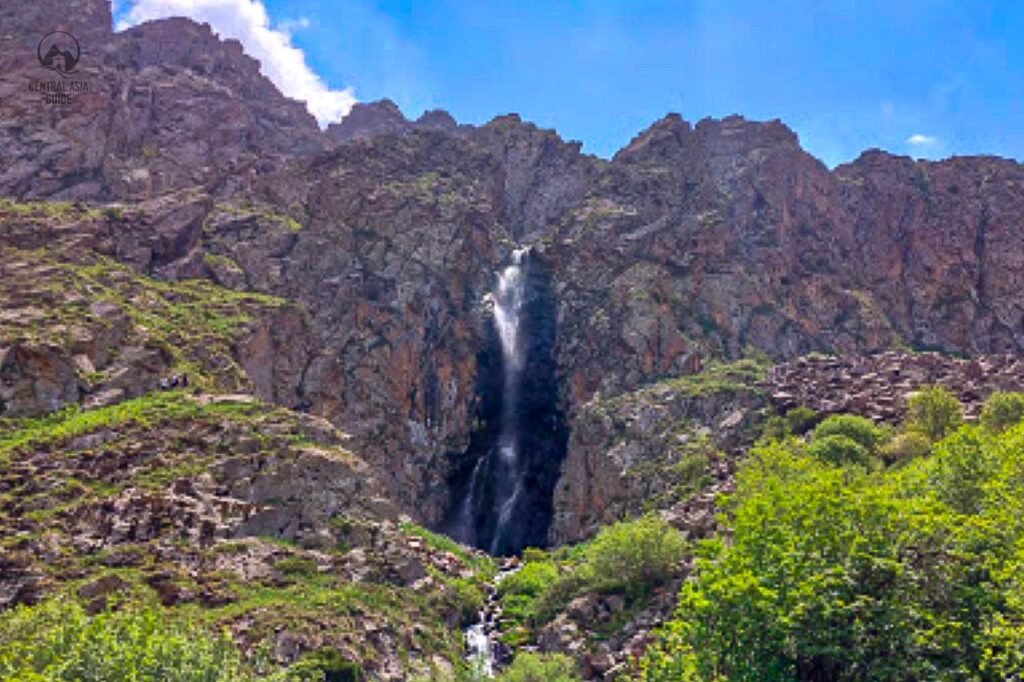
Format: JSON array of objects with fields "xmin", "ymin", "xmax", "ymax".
[
  {"xmin": 549, "ymin": 361, "xmax": 767, "ymax": 545},
  {"xmin": 0, "ymin": 7, "xmax": 323, "ymax": 203},
  {"xmin": 3, "ymin": 0, "xmax": 1024, "ymax": 545}
]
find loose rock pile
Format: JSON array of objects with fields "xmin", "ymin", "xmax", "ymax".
[{"xmin": 762, "ymin": 352, "xmax": 1024, "ymax": 423}]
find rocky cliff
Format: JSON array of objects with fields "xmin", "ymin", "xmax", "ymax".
[
  {"xmin": 3, "ymin": 1, "xmax": 1024, "ymax": 676},
  {"xmin": 3, "ymin": 0, "xmax": 1024, "ymax": 534}
]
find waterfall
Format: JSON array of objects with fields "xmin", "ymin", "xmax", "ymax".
[
  {"xmin": 445, "ymin": 244, "xmax": 566, "ymax": 557},
  {"xmin": 451, "ymin": 248, "xmax": 529, "ymax": 554},
  {"xmin": 488, "ymin": 248, "xmax": 528, "ymax": 555}
]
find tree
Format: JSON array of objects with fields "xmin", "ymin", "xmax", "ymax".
[
  {"xmin": 880, "ymin": 431, "xmax": 931, "ymax": 464},
  {"xmin": 980, "ymin": 391, "xmax": 1024, "ymax": 433},
  {"xmin": 905, "ymin": 386, "xmax": 962, "ymax": 441},
  {"xmin": 812, "ymin": 414, "xmax": 885, "ymax": 454},
  {"xmin": 806, "ymin": 434, "xmax": 870, "ymax": 467}
]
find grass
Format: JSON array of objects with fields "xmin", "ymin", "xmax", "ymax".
[
  {"xmin": 211, "ymin": 202, "xmax": 303, "ymax": 232},
  {"xmin": 400, "ymin": 522, "xmax": 496, "ymax": 577},
  {"xmin": 0, "ymin": 391, "xmax": 257, "ymax": 460},
  {"xmin": 0, "ymin": 246, "xmax": 294, "ymax": 393},
  {"xmin": 0, "ymin": 197, "xmax": 103, "ymax": 220}
]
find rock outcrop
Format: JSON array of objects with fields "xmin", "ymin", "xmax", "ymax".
[{"xmin": 0, "ymin": 391, "xmax": 490, "ymax": 679}]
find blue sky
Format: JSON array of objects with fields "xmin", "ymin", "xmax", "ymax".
[{"xmin": 117, "ymin": 0, "xmax": 1024, "ymax": 167}]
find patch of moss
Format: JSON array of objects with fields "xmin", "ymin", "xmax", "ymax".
[
  {"xmin": 0, "ymin": 197, "xmax": 102, "ymax": 221},
  {"xmin": 0, "ymin": 391, "xmax": 257, "ymax": 459}
]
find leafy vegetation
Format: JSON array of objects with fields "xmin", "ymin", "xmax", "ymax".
[
  {"xmin": 905, "ymin": 385, "xmax": 963, "ymax": 441},
  {"xmin": 805, "ymin": 434, "xmax": 871, "ymax": 467},
  {"xmin": 980, "ymin": 391, "xmax": 1024, "ymax": 433},
  {"xmin": 495, "ymin": 653, "xmax": 578, "ymax": 682},
  {"xmin": 810, "ymin": 414, "xmax": 885, "ymax": 454},
  {"xmin": 0, "ymin": 391, "xmax": 257, "ymax": 459},
  {"xmin": 0, "ymin": 600, "xmax": 251, "ymax": 682},
  {"xmin": 496, "ymin": 517, "xmax": 686, "ymax": 647},
  {"xmin": 636, "ymin": 401, "xmax": 1024, "ymax": 681}
]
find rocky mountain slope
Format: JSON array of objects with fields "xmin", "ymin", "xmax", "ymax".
[{"xmin": 3, "ymin": 0, "xmax": 1024, "ymax": 679}]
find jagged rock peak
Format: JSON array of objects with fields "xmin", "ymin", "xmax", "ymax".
[
  {"xmin": 615, "ymin": 113, "xmax": 804, "ymax": 165},
  {"xmin": 415, "ymin": 109, "xmax": 458, "ymax": 130},
  {"xmin": 327, "ymin": 99, "xmax": 463, "ymax": 141},
  {"xmin": 481, "ymin": 113, "xmax": 584, "ymax": 154},
  {"xmin": 613, "ymin": 113, "xmax": 693, "ymax": 163},
  {"xmin": 325, "ymin": 99, "xmax": 409, "ymax": 141}
]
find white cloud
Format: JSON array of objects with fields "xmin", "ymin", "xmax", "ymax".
[
  {"xmin": 117, "ymin": 0, "xmax": 356, "ymax": 126},
  {"xmin": 907, "ymin": 134, "xmax": 938, "ymax": 147},
  {"xmin": 276, "ymin": 16, "xmax": 311, "ymax": 36}
]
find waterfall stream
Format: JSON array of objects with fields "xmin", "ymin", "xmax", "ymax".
[
  {"xmin": 488, "ymin": 247, "xmax": 528, "ymax": 554},
  {"xmin": 464, "ymin": 559, "xmax": 522, "ymax": 677},
  {"xmin": 452, "ymin": 248, "xmax": 530, "ymax": 555},
  {"xmin": 445, "ymin": 243, "xmax": 566, "ymax": 557}
]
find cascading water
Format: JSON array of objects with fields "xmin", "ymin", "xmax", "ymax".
[
  {"xmin": 488, "ymin": 247, "xmax": 528, "ymax": 554},
  {"xmin": 453, "ymin": 248, "xmax": 529, "ymax": 555},
  {"xmin": 444, "ymin": 245, "xmax": 567, "ymax": 557}
]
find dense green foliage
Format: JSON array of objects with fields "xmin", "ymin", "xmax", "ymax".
[
  {"xmin": 810, "ymin": 414, "xmax": 885, "ymax": 454},
  {"xmin": 580, "ymin": 514, "xmax": 687, "ymax": 597},
  {"xmin": 880, "ymin": 431, "xmax": 932, "ymax": 464},
  {"xmin": 637, "ymin": 417, "xmax": 1024, "ymax": 681},
  {"xmin": 805, "ymin": 433, "xmax": 870, "ymax": 467},
  {"xmin": 0, "ymin": 600, "xmax": 248, "ymax": 682},
  {"xmin": 495, "ymin": 653, "xmax": 578, "ymax": 682},
  {"xmin": 906, "ymin": 386, "xmax": 963, "ymax": 441},
  {"xmin": 496, "ymin": 517, "xmax": 686, "ymax": 646},
  {"xmin": 980, "ymin": 391, "xmax": 1024, "ymax": 433}
]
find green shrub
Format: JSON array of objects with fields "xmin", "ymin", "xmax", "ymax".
[
  {"xmin": 636, "ymin": 425, "xmax": 1024, "ymax": 682},
  {"xmin": 496, "ymin": 653, "xmax": 579, "ymax": 682},
  {"xmin": 785, "ymin": 406, "xmax": 819, "ymax": 435},
  {"xmin": 806, "ymin": 434, "xmax": 870, "ymax": 467},
  {"xmin": 0, "ymin": 600, "xmax": 246, "ymax": 682},
  {"xmin": 289, "ymin": 649, "xmax": 363, "ymax": 682},
  {"xmin": 498, "ymin": 561, "xmax": 559, "ymax": 601},
  {"xmin": 812, "ymin": 414, "xmax": 884, "ymax": 454},
  {"xmin": 905, "ymin": 386, "xmax": 962, "ymax": 441},
  {"xmin": 447, "ymin": 578, "xmax": 486, "ymax": 626},
  {"xmin": 582, "ymin": 515, "xmax": 687, "ymax": 598},
  {"xmin": 275, "ymin": 555, "xmax": 319, "ymax": 578},
  {"xmin": 980, "ymin": 391, "xmax": 1024, "ymax": 433},
  {"xmin": 930, "ymin": 427, "xmax": 996, "ymax": 515},
  {"xmin": 880, "ymin": 431, "xmax": 932, "ymax": 464}
]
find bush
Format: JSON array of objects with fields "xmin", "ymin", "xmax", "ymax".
[
  {"xmin": 906, "ymin": 386, "xmax": 962, "ymax": 441},
  {"xmin": 812, "ymin": 414, "xmax": 885, "ymax": 454},
  {"xmin": 930, "ymin": 427, "xmax": 996, "ymax": 515},
  {"xmin": 785, "ymin": 407, "xmax": 819, "ymax": 435},
  {"xmin": 0, "ymin": 600, "xmax": 246, "ymax": 682},
  {"xmin": 583, "ymin": 515, "xmax": 687, "ymax": 598},
  {"xmin": 289, "ymin": 649, "xmax": 363, "ymax": 682},
  {"xmin": 881, "ymin": 431, "xmax": 932, "ymax": 464},
  {"xmin": 806, "ymin": 434, "xmax": 871, "ymax": 467},
  {"xmin": 636, "ymin": 429, "xmax": 1024, "ymax": 682},
  {"xmin": 528, "ymin": 517, "xmax": 687, "ymax": 627},
  {"xmin": 761, "ymin": 407, "xmax": 819, "ymax": 441},
  {"xmin": 496, "ymin": 653, "xmax": 579, "ymax": 682},
  {"xmin": 981, "ymin": 391, "xmax": 1024, "ymax": 433},
  {"xmin": 274, "ymin": 555, "xmax": 319, "ymax": 578}
]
